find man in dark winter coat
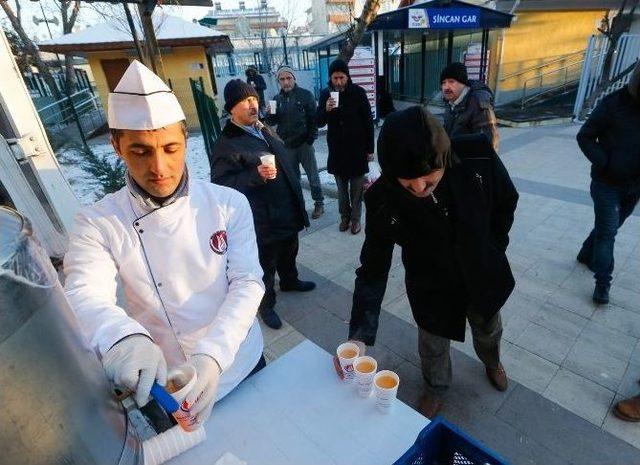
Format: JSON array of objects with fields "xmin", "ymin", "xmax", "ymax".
[
  {"xmin": 576, "ymin": 61, "xmax": 640, "ymax": 306},
  {"xmin": 265, "ymin": 65, "xmax": 324, "ymax": 219},
  {"xmin": 317, "ymin": 58, "xmax": 375, "ymax": 234},
  {"xmin": 211, "ymin": 79, "xmax": 315, "ymax": 330},
  {"xmin": 441, "ymin": 62, "xmax": 499, "ymax": 152},
  {"xmin": 347, "ymin": 106, "xmax": 518, "ymax": 418},
  {"xmin": 245, "ymin": 65, "xmax": 267, "ymax": 111}
]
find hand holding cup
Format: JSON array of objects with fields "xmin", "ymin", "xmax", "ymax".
[{"xmin": 258, "ymin": 155, "xmax": 277, "ymax": 180}]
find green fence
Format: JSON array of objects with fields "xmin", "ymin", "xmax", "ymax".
[{"xmin": 190, "ymin": 77, "xmax": 223, "ymax": 161}]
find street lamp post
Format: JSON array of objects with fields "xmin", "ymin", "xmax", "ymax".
[{"xmin": 278, "ymin": 28, "xmax": 288, "ymax": 66}]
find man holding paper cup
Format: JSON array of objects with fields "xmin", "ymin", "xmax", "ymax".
[
  {"xmin": 317, "ymin": 59, "xmax": 375, "ymax": 235},
  {"xmin": 64, "ymin": 61, "xmax": 266, "ymax": 429},
  {"xmin": 347, "ymin": 106, "xmax": 518, "ymax": 418},
  {"xmin": 211, "ymin": 79, "xmax": 316, "ymax": 330},
  {"xmin": 265, "ymin": 65, "xmax": 325, "ymax": 220}
]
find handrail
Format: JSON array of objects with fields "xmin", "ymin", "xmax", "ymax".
[
  {"xmin": 36, "ymin": 88, "xmax": 94, "ymax": 113},
  {"xmin": 500, "ymin": 49, "xmax": 585, "ymax": 81},
  {"xmin": 519, "ymin": 56, "xmax": 590, "ymax": 109}
]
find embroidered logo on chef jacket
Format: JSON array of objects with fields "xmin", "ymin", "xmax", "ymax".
[{"xmin": 209, "ymin": 230, "xmax": 228, "ymax": 255}]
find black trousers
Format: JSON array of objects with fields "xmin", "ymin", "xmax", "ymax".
[{"xmin": 258, "ymin": 234, "xmax": 299, "ymax": 310}]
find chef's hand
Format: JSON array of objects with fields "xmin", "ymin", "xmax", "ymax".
[
  {"xmin": 333, "ymin": 340, "xmax": 366, "ymax": 379},
  {"xmin": 257, "ymin": 164, "xmax": 277, "ymax": 181},
  {"xmin": 185, "ymin": 354, "xmax": 221, "ymax": 426},
  {"xmin": 102, "ymin": 334, "xmax": 167, "ymax": 407},
  {"xmin": 326, "ymin": 97, "xmax": 337, "ymax": 112}
]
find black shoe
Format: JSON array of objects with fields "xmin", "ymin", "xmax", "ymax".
[
  {"xmin": 280, "ymin": 279, "xmax": 316, "ymax": 292},
  {"xmin": 577, "ymin": 250, "xmax": 595, "ymax": 272},
  {"xmin": 592, "ymin": 283, "xmax": 610, "ymax": 305},
  {"xmin": 259, "ymin": 307, "xmax": 282, "ymax": 329}
]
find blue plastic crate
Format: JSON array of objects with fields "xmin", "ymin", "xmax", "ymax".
[{"xmin": 393, "ymin": 416, "xmax": 510, "ymax": 465}]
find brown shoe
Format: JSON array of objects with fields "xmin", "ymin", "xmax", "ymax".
[
  {"xmin": 613, "ymin": 395, "xmax": 640, "ymax": 422},
  {"xmin": 418, "ymin": 392, "xmax": 443, "ymax": 419},
  {"xmin": 350, "ymin": 221, "xmax": 361, "ymax": 234},
  {"xmin": 485, "ymin": 363, "xmax": 508, "ymax": 391},
  {"xmin": 339, "ymin": 219, "xmax": 349, "ymax": 232},
  {"xmin": 311, "ymin": 204, "xmax": 324, "ymax": 219}
]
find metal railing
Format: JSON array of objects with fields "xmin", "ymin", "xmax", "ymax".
[
  {"xmin": 519, "ymin": 55, "xmax": 589, "ymax": 108},
  {"xmin": 499, "ymin": 49, "xmax": 586, "ymax": 82},
  {"xmin": 37, "ymin": 88, "xmax": 106, "ymax": 137}
]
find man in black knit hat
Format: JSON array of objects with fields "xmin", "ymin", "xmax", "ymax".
[
  {"xmin": 440, "ymin": 62, "xmax": 499, "ymax": 151},
  {"xmin": 318, "ymin": 58, "xmax": 375, "ymax": 234},
  {"xmin": 346, "ymin": 106, "xmax": 518, "ymax": 417},
  {"xmin": 211, "ymin": 79, "xmax": 316, "ymax": 330}
]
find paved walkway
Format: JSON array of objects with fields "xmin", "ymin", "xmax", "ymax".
[{"xmin": 261, "ymin": 122, "xmax": 640, "ymax": 464}]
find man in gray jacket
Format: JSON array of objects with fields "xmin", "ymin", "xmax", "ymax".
[{"xmin": 266, "ymin": 66, "xmax": 324, "ymax": 219}]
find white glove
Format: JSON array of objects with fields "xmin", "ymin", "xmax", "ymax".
[
  {"xmin": 102, "ymin": 335, "xmax": 167, "ymax": 407},
  {"xmin": 185, "ymin": 354, "xmax": 221, "ymax": 426}
]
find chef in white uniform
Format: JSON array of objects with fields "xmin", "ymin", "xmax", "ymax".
[{"xmin": 64, "ymin": 60, "xmax": 265, "ymax": 427}]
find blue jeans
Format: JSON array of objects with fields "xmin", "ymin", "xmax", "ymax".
[{"xmin": 579, "ymin": 180, "xmax": 640, "ymax": 286}]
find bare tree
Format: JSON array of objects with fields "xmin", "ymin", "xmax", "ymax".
[
  {"xmin": 55, "ymin": 0, "xmax": 81, "ymax": 95},
  {"xmin": 1, "ymin": 0, "xmax": 63, "ymax": 100},
  {"xmin": 337, "ymin": 0, "xmax": 381, "ymax": 62}
]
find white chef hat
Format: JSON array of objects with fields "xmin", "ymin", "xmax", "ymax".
[{"xmin": 107, "ymin": 60, "xmax": 186, "ymax": 130}]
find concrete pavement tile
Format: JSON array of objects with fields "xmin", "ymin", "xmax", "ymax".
[
  {"xmin": 621, "ymin": 257, "xmax": 640, "ymax": 274},
  {"xmin": 602, "ymin": 395, "xmax": 640, "ymax": 450},
  {"xmin": 497, "ymin": 385, "xmax": 640, "ymax": 465},
  {"xmin": 259, "ymin": 318, "xmax": 295, "ymax": 347},
  {"xmin": 514, "ymin": 323, "xmax": 575, "ymax": 365},
  {"xmin": 533, "ymin": 303, "xmax": 589, "ymax": 340},
  {"xmin": 613, "ymin": 269, "xmax": 640, "ymax": 294},
  {"xmin": 523, "ymin": 257, "xmax": 576, "ymax": 286},
  {"xmin": 580, "ymin": 321, "xmax": 637, "ymax": 363},
  {"xmin": 514, "ymin": 276, "xmax": 558, "ymax": 302},
  {"xmin": 263, "ymin": 329, "xmax": 305, "ymax": 363},
  {"xmin": 591, "ymin": 304, "xmax": 640, "ymax": 338},
  {"xmin": 501, "ymin": 341, "xmax": 559, "ymax": 394},
  {"xmin": 382, "ymin": 293, "xmax": 415, "ymax": 327},
  {"xmin": 632, "ymin": 339, "xmax": 640, "ymax": 364},
  {"xmin": 502, "ymin": 313, "xmax": 532, "ymax": 342},
  {"xmin": 563, "ymin": 338, "xmax": 628, "ymax": 391},
  {"xmin": 617, "ymin": 362, "xmax": 640, "ymax": 398},
  {"xmin": 375, "ymin": 314, "xmax": 421, "ymax": 367},
  {"xmin": 292, "ymin": 305, "xmax": 350, "ymax": 353},
  {"xmin": 609, "ymin": 286, "xmax": 640, "ymax": 314},
  {"xmin": 394, "ymin": 359, "xmax": 428, "ymax": 411},
  {"xmin": 547, "ymin": 287, "xmax": 598, "ymax": 318},
  {"xmin": 543, "ymin": 368, "xmax": 615, "ymax": 426},
  {"xmin": 381, "ymin": 265, "xmax": 407, "ymax": 307},
  {"xmin": 442, "ymin": 401, "xmax": 571, "ymax": 465},
  {"xmin": 363, "ymin": 342, "xmax": 407, "ymax": 373}
]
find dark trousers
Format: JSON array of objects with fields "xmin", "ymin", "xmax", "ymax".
[
  {"xmin": 334, "ymin": 175, "xmax": 366, "ymax": 222},
  {"xmin": 418, "ymin": 310, "xmax": 502, "ymax": 397},
  {"xmin": 579, "ymin": 180, "xmax": 640, "ymax": 286},
  {"xmin": 289, "ymin": 144, "xmax": 324, "ymax": 206},
  {"xmin": 258, "ymin": 235, "xmax": 299, "ymax": 310}
]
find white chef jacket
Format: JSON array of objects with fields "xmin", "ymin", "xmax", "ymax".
[{"xmin": 64, "ymin": 178, "xmax": 265, "ymax": 400}]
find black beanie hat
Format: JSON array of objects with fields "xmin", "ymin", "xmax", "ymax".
[
  {"xmin": 224, "ymin": 79, "xmax": 259, "ymax": 113},
  {"xmin": 440, "ymin": 62, "xmax": 469, "ymax": 85},
  {"xmin": 329, "ymin": 59, "xmax": 350, "ymax": 77},
  {"xmin": 377, "ymin": 106, "xmax": 452, "ymax": 179}
]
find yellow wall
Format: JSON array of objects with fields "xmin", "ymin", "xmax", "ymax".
[
  {"xmin": 498, "ymin": 10, "xmax": 605, "ymax": 93},
  {"xmin": 87, "ymin": 46, "xmax": 215, "ymax": 130}
]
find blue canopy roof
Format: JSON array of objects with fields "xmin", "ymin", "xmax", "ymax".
[{"xmin": 368, "ymin": 0, "xmax": 513, "ymax": 31}]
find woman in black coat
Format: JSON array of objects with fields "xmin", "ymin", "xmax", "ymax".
[{"xmin": 347, "ymin": 106, "xmax": 518, "ymax": 417}]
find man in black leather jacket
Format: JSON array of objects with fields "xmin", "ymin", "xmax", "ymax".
[{"xmin": 347, "ymin": 106, "xmax": 518, "ymax": 418}]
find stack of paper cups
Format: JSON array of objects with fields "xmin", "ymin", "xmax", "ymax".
[{"xmin": 142, "ymin": 425, "xmax": 206, "ymax": 465}]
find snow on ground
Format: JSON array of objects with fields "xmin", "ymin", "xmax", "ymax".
[{"xmin": 56, "ymin": 134, "xmax": 212, "ymax": 205}]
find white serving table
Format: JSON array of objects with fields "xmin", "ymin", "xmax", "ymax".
[{"xmin": 170, "ymin": 340, "xmax": 429, "ymax": 465}]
